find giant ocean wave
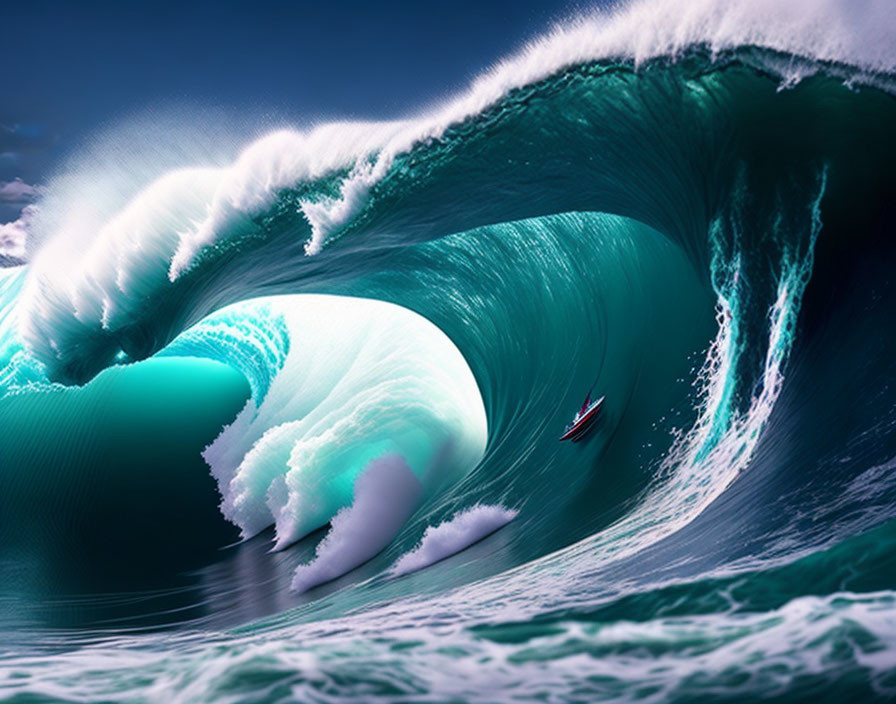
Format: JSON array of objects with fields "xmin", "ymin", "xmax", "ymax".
[{"xmin": 2, "ymin": 0, "xmax": 896, "ymax": 701}]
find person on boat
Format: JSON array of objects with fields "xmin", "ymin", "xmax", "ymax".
[
  {"xmin": 580, "ymin": 394, "xmax": 591, "ymax": 415},
  {"xmin": 561, "ymin": 392, "xmax": 604, "ymax": 442}
]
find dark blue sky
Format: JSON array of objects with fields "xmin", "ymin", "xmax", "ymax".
[{"xmin": 2, "ymin": 0, "xmax": 614, "ymax": 199}]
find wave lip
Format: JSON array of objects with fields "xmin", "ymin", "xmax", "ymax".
[{"xmin": 18, "ymin": 0, "xmax": 896, "ymax": 384}]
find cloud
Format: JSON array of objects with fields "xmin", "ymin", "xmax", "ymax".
[
  {"xmin": 0, "ymin": 178, "xmax": 42, "ymax": 262},
  {"xmin": 0, "ymin": 203, "xmax": 37, "ymax": 261},
  {"xmin": 0, "ymin": 177, "xmax": 42, "ymax": 203}
]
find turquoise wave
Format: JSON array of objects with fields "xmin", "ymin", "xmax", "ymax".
[{"xmin": 2, "ymin": 2, "xmax": 896, "ymax": 699}]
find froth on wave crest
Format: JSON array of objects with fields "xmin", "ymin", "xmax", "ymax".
[
  {"xmin": 20, "ymin": 0, "xmax": 894, "ymax": 369},
  {"xmin": 391, "ymin": 504, "xmax": 518, "ymax": 577},
  {"xmin": 292, "ymin": 454, "xmax": 422, "ymax": 593}
]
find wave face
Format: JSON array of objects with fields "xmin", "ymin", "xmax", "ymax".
[{"xmin": 2, "ymin": 0, "xmax": 896, "ymax": 701}]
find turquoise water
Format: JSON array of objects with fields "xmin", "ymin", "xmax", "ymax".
[
  {"xmin": 2, "ymin": 0, "xmax": 896, "ymax": 700},
  {"xmin": 0, "ymin": 358, "xmax": 248, "ymax": 614}
]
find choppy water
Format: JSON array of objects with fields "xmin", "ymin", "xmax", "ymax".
[{"xmin": 2, "ymin": 0, "xmax": 896, "ymax": 701}]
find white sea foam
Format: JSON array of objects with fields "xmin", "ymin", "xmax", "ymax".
[
  {"xmin": 391, "ymin": 504, "xmax": 518, "ymax": 577},
  {"xmin": 4, "ymin": 587, "xmax": 896, "ymax": 702},
  {"xmin": 291, "ymin": 454, "xmax": 422, "ymax": 593}
]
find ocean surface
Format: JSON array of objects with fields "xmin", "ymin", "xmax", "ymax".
[{"xmin": 2, "ymin": 0, "xmax": 896, "ymax": 701}]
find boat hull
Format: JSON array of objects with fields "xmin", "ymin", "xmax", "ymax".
[{"xmin": 559, "ymin": 396, "xmax": 604, "ymax": 442}]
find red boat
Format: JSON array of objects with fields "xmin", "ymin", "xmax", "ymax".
[{"xmin": 559, "ymin": 394, "xmax": 605, "ymax": 442}]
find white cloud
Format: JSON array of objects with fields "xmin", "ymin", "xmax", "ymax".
[
  {"xmin": 0, "ymin": 204, "xmax": 37, "ymax": 261},
  {"xmin": 0, "ymin": 178, "xmax": 42, "ymax": 203}
]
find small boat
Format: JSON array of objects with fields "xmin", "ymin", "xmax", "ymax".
[{"xmin": 559, "ymin": 393, "xmax": 605, "ymax": 442}]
